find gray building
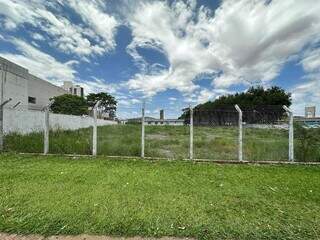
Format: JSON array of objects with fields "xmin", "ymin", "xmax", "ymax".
[
  {"xmin": 0, "ymin": 56, "xmax": 68, "ymax": 111},
  {"xmin": 127, "ymin": 110, "xmax": 184, "ymax": 126},
  {"xmin": 305, "ymin": 106, "xmax": 316, "ymax": 118},
  {"xmin": 62, "ymin": 81, "xmax": 84, "ymax": 98}
]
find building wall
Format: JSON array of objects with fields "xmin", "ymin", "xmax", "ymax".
[
  {"xmin": 146, "ymin": 121, "xmax": 184, "ymax": 126},
  {"xmin": 0, "ymin": 56, "xmax": 67, "ymax": 111},
  {"xmin": 0, "ymin": 56, "xmax": 28, "ymax": 110},
  {"xmin": 62, "ymin": 81, "xmax": 84, "ymax": 97},
  {"xmin": 28, "ymin": 74, "xmax": 67, "ymax": 110},
  {"xmin": 4, "ymin": 108, "xmax": 117, "ymax": 135}
]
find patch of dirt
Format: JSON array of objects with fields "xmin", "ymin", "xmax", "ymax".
[
  {"xmin": 146, "ymin": 134, "xmax": 168, "ymax": 140},
  {"xmin": 0, "ymin": 233, "xmax": 195, "ymax": 240}
]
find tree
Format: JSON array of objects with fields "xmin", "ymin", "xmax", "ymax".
[
  {"xmin": 180, "ymin": 86, "xmax": 292, "ymax": 125},
  {"xmin": 50, "ymin": 94, "xmax": 88, "ymax": 116},
  {"xmin": 86, "ymin": 92, "xmax": 117, "ymax": 119}
]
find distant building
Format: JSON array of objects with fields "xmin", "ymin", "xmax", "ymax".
[
  {"xmin": 0, "ymin": 56, "xmax": 67, "ymax": 111},
  {"xmin": 145, "ymin": 119, "xmax": 184, "ymax": 126},
  {"xmin": 127, "ymin": 110, "xmax": 184, "ymax": 126},
  {"xmin": 62, "ymin": 81, "xmax": 84, "ymax": 98},
  {"xmin": 305, "ymin": 106, "xmax": 316, "ymax": 118},
  {"xmin": 295, "ymin": 106, "xmax": 320, "ymax": 128},
  {"xmin": 160, "ymin": 109, "xmax": 164, "ymax": 120}
]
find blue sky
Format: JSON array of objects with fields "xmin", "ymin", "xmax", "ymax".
[{"xmin": 0, "ymin": 0, "xmax": 320, "ymax": 118}]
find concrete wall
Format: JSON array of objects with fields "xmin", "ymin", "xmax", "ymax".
[{"xmin": 3, "ymin": 108, "xmax": 117, "ymax": 135}]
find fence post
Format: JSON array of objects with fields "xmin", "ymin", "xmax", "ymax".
[
  {"xmin": 0, "ymin": 98, "xmax": 12, "ymax": 152},
  {"xmin": 283, "ymin": 106, "xmax": 294, "ymax": 162},
  {"xmin": 189, "ymin": 105, "xmax": 193, "ymax": 160},
  {"xmin": 43, "ymin": 101, "xmax": 53, "ymax": 155},
  {"xmin": 92, "ymin": 100, "xmax": 101, "ymax": 156},
  {"xmin": 141, "ymin": 101, "xmax": 145, "ymax": 158},
  {"xmin": 235, "ymin": 104, "xmax": 243, "ymax": 162}
]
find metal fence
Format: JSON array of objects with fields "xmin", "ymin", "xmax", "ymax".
[{"xmin": 1, "ymin": 100, "xmax": 319, "ymax": 162}]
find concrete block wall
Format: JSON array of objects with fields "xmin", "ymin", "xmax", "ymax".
[{"xmin": 3, "ymin": 108, "xmax": 117, "ymax": 135}]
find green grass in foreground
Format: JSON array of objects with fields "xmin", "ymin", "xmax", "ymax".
[
  {"xmin": 4, "ymin": 125, "xmax": 320, "ymax": 161},
  {"xmin": 0, "ymin": 154, "xmax": 319, "ymax": 239}
]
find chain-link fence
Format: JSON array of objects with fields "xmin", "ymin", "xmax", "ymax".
[
  {"xmin": 192, "ymin": 107, "xmax": 238, "ymax": 160},
  {"xmin": 1, "ymin": 102, "xmax": 320, "ymax": 162}
]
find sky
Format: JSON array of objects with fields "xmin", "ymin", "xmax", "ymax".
[{"xmin": 0, "ymin": 0, "xmax": 319, "ymax": 119}]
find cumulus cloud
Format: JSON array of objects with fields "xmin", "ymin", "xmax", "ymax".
[
  {"xmin": 291, "ymin": 47, "xmax": 320, "ymax": 114},
  {"xmin": 126, "ymin": 0, "xmax": 219, "ymax": 96},
  {"xmin": 78, "ymin": 77, "xmax": 121, "ymax": 95},
  {"xmin": 0, "ymin": 0, "xmax": 118, "ymax": 57},
  {"xmin": 125, "ymin": 0, "xmax": 320, "ymax": 102},
  {"xmin": 64, "ymin": 0, "xmax": 119, "ymax": 53},
  {"xmin": 0, "ymin": 38, "xmax": 77, "ymax": 85}
]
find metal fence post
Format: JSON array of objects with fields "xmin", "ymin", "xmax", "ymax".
[
  {"xmin": 0, "ymin": 98, "xmax": 12, "ymax": 151},
  {"xmin": 141, "ymin": 101, "xmax": 145, "ymax": 158},
  {"xmin": 283, "ymin": 106, "xmax": 294, "ymax": 162},
  {"xmin": 235, "ymin": 104, "xmax": 243, "ymax": 162},
  {"xmin": 92, "ymin": 100, "xmax": 101, "ymax": 156},
  {"xmin": 43, "ymin": 101, "xmax": 54, "ymax": 155},
  {"xmin": 189, "ymin": 105, "xmax": 193, "ymax": 160},
  {"xmin": 44, "ymin": 107, "xmax": 50, "ymax": 155}
]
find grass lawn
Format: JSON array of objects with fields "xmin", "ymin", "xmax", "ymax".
[
  {"xmin": 3, "ymin": 125, "xmax": 320, "ymax": 161},
  {"xmin": 0, "ymin": 154, "xmax": 319, "ymax": 239}
]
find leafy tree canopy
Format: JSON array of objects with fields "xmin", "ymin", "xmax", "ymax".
[
  {"xmin": 199, "ymin": 86, "xmax": 291, "ymax": 109},
  {"xmin": 180, "ymin": 86, "xmax": 292, "ymax": 120},
  {"xmin": 50, "ymin": 94, "xmax": 88, "ymax": 116},
  {"xmin": 86, "ymin": 92, "xmax": 117, "ymax": 118}
]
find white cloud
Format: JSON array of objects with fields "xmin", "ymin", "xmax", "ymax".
[
  {"xmin": 31, "ymin": 33, "xmax": 45, "ymax": 41},
  {"xmin": 300, "ymin": 48, "xmax": 320, "ymax": 73},
  {"xmin": 126, "ymin": 0, "xmax": 217, "ymax": 96},
  {"xmin": 0, "ymin": 38, "xmax": 77, "ymax": 85},
  {"xmin": 125, "ymin": 0, "xmax": 320, "ymax": 101},
  {"xmin": 208, "ymin": 0, "xmax": 320, "ymax": 87},
  {"xmin": 78, "ymin": 77, "xmax": 120, "ymax": 95},
  {"xmin": 0, "ymin": 0, "xmax": 118, "ymax": 57},
  {"xmin": 65, "ymin": 0, "xmax": 119, "ymax": 53},
  {"xmin": 292, "ymin": 47, "xmax": 320, "ymax": 115},
  {"xmin": 196, "ymin": 88, "xmax": 231, "ymax": 104},
  {"xmin": 169, "ymin": 97, "xmax": 177, "ymax": 101}
]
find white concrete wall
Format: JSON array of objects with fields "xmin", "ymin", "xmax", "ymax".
[
  {"xmin": 3, "ymin": 108, "xmax": 117, "ymax": 135},
  {"xmin": 0, "ymin": 57, "xmax": 29, "ymax": 110}
]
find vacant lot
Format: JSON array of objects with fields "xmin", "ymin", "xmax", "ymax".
[
  {"xmin": 4, "ymin": 125, "xmax": 320, "ymax": 161},
  {"xmin": 0, "ymin": 154, "xmax": 319, "ymax": 240}
]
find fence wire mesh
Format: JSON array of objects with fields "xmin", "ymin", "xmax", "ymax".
[
  {"xmin": 144, "ymin": 107, "xmax": 189, "ymax": 159},
  {"xmin": 241, "ymin": 106, "xmax": 289, "ymax": 161},
  {"xmin": 1, "ymin": 103, "xmax": 320, "ymax": 162},
  {"xmin": 192, "ymin": 107, "xmax": 238, "ymax": 160}
]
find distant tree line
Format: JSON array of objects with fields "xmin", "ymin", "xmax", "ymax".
[
  {"xmin": 180, "ymin": 86, "xmax": 292, "ymax": 126},
  {"xmin": 50, "ymin": 92, "xmax": 117, "ymax": 119}
]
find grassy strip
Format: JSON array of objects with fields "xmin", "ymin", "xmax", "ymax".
[
  {"xmin": 3, "ymin": 125, "xmax": 320, "ymax": 161},
  {"xmin": 0, "ymin": 154, "xmax": 319, "ymax": 239}
]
